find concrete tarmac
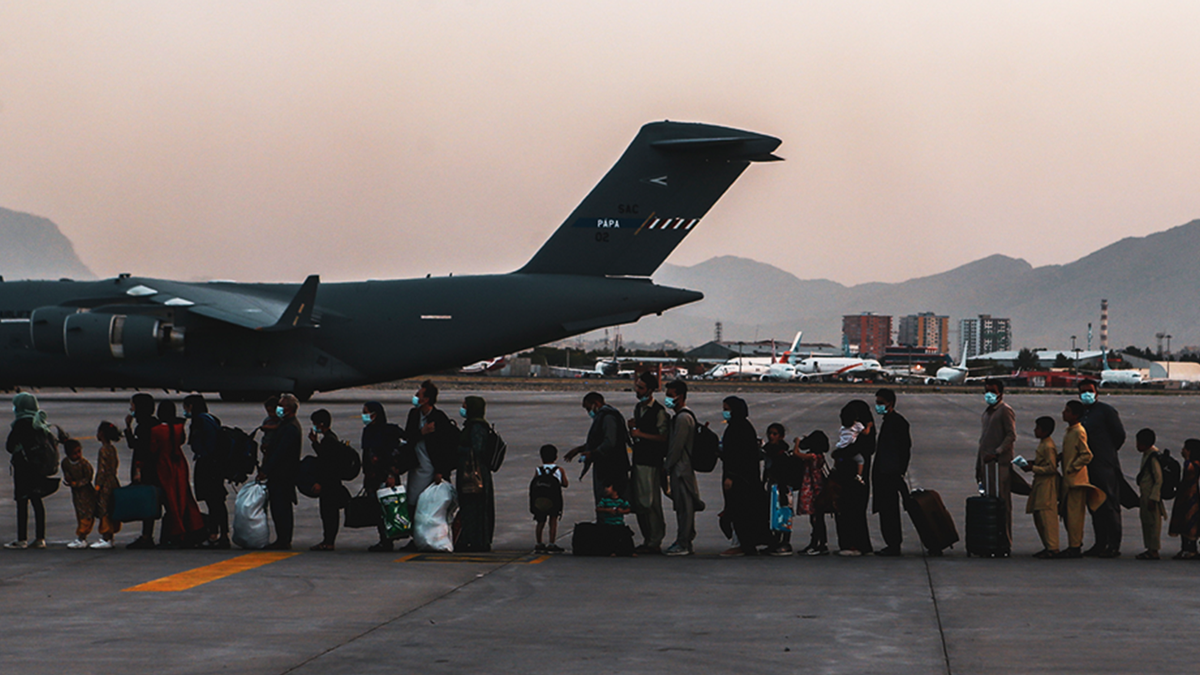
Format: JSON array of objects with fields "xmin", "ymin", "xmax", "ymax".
[{"xmin": 2, "ymin": 389, "xmax": 1198, "ymax": 674}]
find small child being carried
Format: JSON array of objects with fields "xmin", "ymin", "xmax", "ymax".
[{"xmin": 835, "ymin": 409, "xmax": 866, "ymax": 484}]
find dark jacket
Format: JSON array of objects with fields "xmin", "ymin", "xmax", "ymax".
[
  {"xmin": 1080, "ymin": 400, "xmax": 1126, "ymax": 473},
  {"xmin": 720, "ymin": 401, "xmax": 761, "ymax": 486},
  {"xmin": 586, "ymin": 405, "xmax": 630, "ymax": 489},
  {"xmin": 404, "ymin": 406, "xmax": 458, "ymax": 477},
  {"xmin": 362, "ymin": 420, "xmax": 404, "ymax": 487},
  {"xmin": 312, "ymin": 429, "xmax": 350, "ymax": 507},
  {"xmin": 126, "ymin": 415, "xmax": 159, "ymax": 484},
  {"xmin": 873, "ymin": 410, "xmax": 911, "ymax": 476},
  {"xmin": 262, "ymin": 417, "xmax": 302, "ymax": 501},
  {"xmin": 6, "ymin": 418, "xmax": 55, "ymax": 499},
  {"xmin": 631, "ymin": 399, "xmax": 669, "ymax": 467}
]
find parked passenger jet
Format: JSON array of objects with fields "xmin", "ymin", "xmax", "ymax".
[
  {"xmin": 762, "ymin": 332, "xmax": 885, "ymax": 382},
  {"xmin": 1100, "ymin": 352, "xmax": 1144, "ymax": 387},
  {"xmin": 0, "ymin": 121, "xmax": 781, "ymax": 399}
]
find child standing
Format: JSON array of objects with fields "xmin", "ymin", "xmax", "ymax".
[
  {"xmin": 91, "ymin": 422, "xmax": 122, "ymax": 549},
  {"xmin": 531, "ymin": 444, "xmax": 568, "ymax": 553},
  {"xmin": 1019, "ymin": 416, "xmax": 1061, "ymax": 558},
  {"xmin": 794, "ymin": 431, "xmax": 830, "ymax": 555},
  {"xmin": 1168, "ymin": 438, "xmax": 1200, "ymax": 559},
  {"xmin": 763, "ymin": 423, "xmax": 794, "ymax": 556},
  {"xmin": 1134, "ymin": 428, "xmax": 1166, "ymax": 560},
  {"xmin": 61, "ymin": 439, "xmax": 97, "ymax": 549}
]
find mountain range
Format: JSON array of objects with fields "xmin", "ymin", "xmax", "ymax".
[
  {"xmin": 618, "ymin": 219, "xmax": 1200, "ymax": 351},
  {"xmin": 0, "ymin": 207, "xmax": 94, "ymax": 280}
]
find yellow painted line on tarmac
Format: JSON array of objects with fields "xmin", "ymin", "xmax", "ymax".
[
  {"xmin": 123, "ymin": 552, "xmax": 300, "ymax": 592},
  {"xmin": 396, "ymin": 551, "xmax": 551, "ymax": 565}
]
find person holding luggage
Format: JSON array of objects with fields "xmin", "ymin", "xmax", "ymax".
[
  {"xmin": 794, "ymin": 431, "xmax": 830, "ymax": 555},
  {"xmin": 833, "ymin": 400, "xmax": 875, "ymax": 556},
  {"xmin": 1134, "ymin": 428, "xmax": 1166, "ymax": 560},
  {"xmin": 628, "ymin": 372, "xmax": 669, "ymax": 555},
  {"xmin": 259, "ymin": 394, "xmax": 302, "ymax": 550},
  {"xmin": 308, "ymin": 408, "xmax": 349, "ymax": 551},
  {"xmin": 5, "ymin": 393, "xmax": 55, "ymax": 549},
  {"xmin": 1076, "ymin": 380, "xmax": 1126, "ymax": 558},
  {"xmin": 123, "ymin": 393, "xmax": 159, "ymax": 549},
  {"xmin": 1167, "ymin": 438, "xmax": 1200, "ymax": 559},
  {"xmin": 362, "ymin": 401, "xmax": 405, "ymax": 552},
  {"xmin": 872, "ymin": 388, "xmax": 911, "ymax": 557},
  {"xmin": 763, "ymin": 423, "xmax": 796, "ymax": 556},
  {"xmin": 91, "ymin": 422, "xmax": 122, "ymax": 549},
  {"xmin": 1019, "ymin": 416, "xmax": 1061, "ymax": 559},
  {"xmin": 404, "ymin": 380, "xmax": 457, "ymax": 519},
  {"xmin": 663, "ymin": 380, "xmax": 703, "ymax": 556},
  {"xmin": 532, "ymin": 444, "xmax": 568, "ymax": 553},
  {"xmin": 455, "ymin": 396, "xmax": 495, "ymax": 553},
  {"xmin": 183, "ymin": 394, "xmax": 229, "ymax": 550},
  {"xmin": 976, "ymin": 379, "xmax": 1015, "ymax": 554},
  {"xmin": 1056, "ymin": 400, "xmax": 1106, "ymax": 559}
]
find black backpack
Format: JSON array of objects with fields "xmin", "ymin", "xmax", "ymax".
[
  {"xmin": 337, "ymin": 441, "xmax": 362, "ymax": 482},
  {"xmin": 218, "ymin": 426, "xmax": 259, "ymax": 484},
  {"xmin": 486, "ymin": 426, "xmax": 507, "ymax": 472},
  {"xmin": 17, "ymin": 426, "xmax": 59, "ymax": 477},
  {"xmin": 681, "ymin": 410, "xmax": 720, "ymax": 473},
  {"xmin": 1159, "ymin": 449, "xmax": 1182, "ymax": 501},
  {"xmin": 529, "ymin": 466, "xmax": 564, "ymax": 517}
]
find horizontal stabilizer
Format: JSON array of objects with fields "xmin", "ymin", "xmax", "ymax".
[{"xmin": 519, "ymin": 121, "xmax": 781, "ymax": 277}]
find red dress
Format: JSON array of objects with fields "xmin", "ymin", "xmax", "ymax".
[{"xmin": 153, "ymin": 423, "xmax": 206, "ymax": 539}]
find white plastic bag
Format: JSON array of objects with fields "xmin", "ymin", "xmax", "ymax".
[
  {"xmin": 232, "ymin": 482, "xmax": 270, "ymax": 550},
  {"xmin": 413, "ymin": 481, "xmax": 457, "ymax": 552}
]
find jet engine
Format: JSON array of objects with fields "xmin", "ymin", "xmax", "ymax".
[{"xmin": 30, "ymin": 307, "xmax": 183, "ymax": 360}]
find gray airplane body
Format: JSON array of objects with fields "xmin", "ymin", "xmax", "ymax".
[{"xmin": 0, "ymin": 122, "xmax": 781, "ymax": 398}]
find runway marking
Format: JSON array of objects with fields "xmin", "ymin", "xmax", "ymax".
[
  {"xmin": 395, "ymin": 551, "xmax": 550, "ymax": 564},
  {"xmin": 123, "ymin": 552, "xmax": 300, "ymax": 592}
]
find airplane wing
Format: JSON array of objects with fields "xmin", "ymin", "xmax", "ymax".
[{"xmin": 121, "ymin": 276, "xmax": 320, "ymax": 331}]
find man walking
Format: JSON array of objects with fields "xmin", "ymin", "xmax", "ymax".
[
  {"xmin": 628, "ymin": 372, "xmax": 669, "ymax": 554},
  {"xmin": 873, "ymin": 388, "xmax": 911, "ymax": 556},
  {"xmin": 977, "ymin": 378, "xmax": 1016, "ymax": 553},
  {"xmin": 1077, "ymin": 380, "xmax": 1126, "ymax": 557},
  {"xmin": 663, "ymin": 380, "xmax": 703, "ymax": 556}
]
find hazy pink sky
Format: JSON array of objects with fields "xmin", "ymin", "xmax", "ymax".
[{"xmin": 3, "ymin": 2, "xmax": 1199, "ymax": 285}]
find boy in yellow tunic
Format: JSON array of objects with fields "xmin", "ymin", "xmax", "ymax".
[
  {"xmin": 1057, "ymin": 400, "xmax": 1107, "ymax": 558},
  {"xmin": 1019, "ymin": 416, "xmax": 1061, "ymax": 558},
  {"xmin": 1134, "ymin": 428, "xmax": 1166, "ymax": 560}
]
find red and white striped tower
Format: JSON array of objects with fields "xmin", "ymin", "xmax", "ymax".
[{"xmin": 1100, "ymin": 299, "xmax": 1109, "ymax": 352}]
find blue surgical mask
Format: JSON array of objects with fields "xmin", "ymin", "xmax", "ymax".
[
  {"xmin": 362, "ymin": 413, "xmax": 372, "ymax": 425},
  {"xmin": 276, "ymin": 406, "xmax": 286, "ymax": 418},
  {"xmin": 875, "ymin": 404, "xmax": 887, "ymax": 416},
  {"xmin": 183, "ymin": 411, "xmax": 192, "ymax": 419},
  {"xmin": 984, "ymin": 392, "xmax": 999, "ymax": 406},
  {"xmin": 638, "ymin": 395, "xmax": 651, "ymax": 404},
  {"xmin": 664, "ymin": 396, "xmax": 676, "ymax": 409},
  {"xmin": 311, "ymin": 425, "xmax": 320, "ymax": 435},
  {"xmin": 412, "ymin": 395, "xmax": 421, "ymax": 407},
  {"xmin": 722, "ymin": 410, "xmax": 732, "ymax": 422},
  {"xmin": 460, "ymin": 407, "xmax": 467, "ymax": 418},
  {"xmin": 588, "ymin": 409, "xmax": 597, "ymax": 419},
  {"xmin": 1080, "ymin": 391, "xmax": 1096, "ymax": 405}
]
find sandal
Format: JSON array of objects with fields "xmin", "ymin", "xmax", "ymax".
[{"xmin": 1172, "ymin": 551, "xmax": 1197, "ymax": 560}]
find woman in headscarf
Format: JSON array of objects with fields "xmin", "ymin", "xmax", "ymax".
[
  {"xmin": 719, "ymin": 396, "xmax": 770, "ymax": 556},
  {"xmin": 152, "ymin": 400, "xmax": 207, "ymax": 548},
  {"xmin": 362, "ymin": 401, "xmax": 405, "ymax": 552},
  {"xmin": 832, "ymin": 399, "xmax": 875, "ymax": 556},
  {"xmin": 456, "ymin": 396, "xmax": 495, "ymax": 552},
  {"xmin": 123, "ymin": 393, "xmax": 159, "ymax": 549},
  {"xmin": 1168, "ymin": 438, "xmax": 1200, "ymax": 559},
  {"xmin": 5, "ymin": 393, "xmax": 55, "ymax": 549}
]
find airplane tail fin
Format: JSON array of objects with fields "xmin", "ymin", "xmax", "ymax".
[
  {"xmin": 518, "ymin": 121, "xmax": 781, "ymax": 277},
  {"xmin": 785, "ymin": 330, "xmax": 803, "ymax": 364}
]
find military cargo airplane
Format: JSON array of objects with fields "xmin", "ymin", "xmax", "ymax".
[{"xmin": 0, "ymin": 121, "xmax": 781, "ymax": 400}]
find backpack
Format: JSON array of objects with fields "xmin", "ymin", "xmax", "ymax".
[
  {"xmin": 17, "ymin": 427, "xmax": 59, "ymax": 477},
  {"xmin": 1158, "ymin": 449, "xmax": 1182, "ymax": 501},
  {"xmin": 337, "ymin": 441, "xmax": 362, "ymax": 482},
  {"xmin": 486, "ymin": 425, "xmax": 507, "ymax": 473},
  {"xmin": 681, "ymin": 410, "xmax": 720, "ymax": 473},
  {"xmin": 218, "ymin": 426, "xmax": 259, "ymax": 484},
  {"xmin": 529, "ymin": 466, "xmax": 564, "ymax": 517}
]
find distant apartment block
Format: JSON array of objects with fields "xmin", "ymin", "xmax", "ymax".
[
  {"xmin": 898, "ymin": 312, "xmax": 950, "ymax": 354},
  {"xmin": 960, "ymin": 315, "xmax": 1012, "ymax": 359},
  {"xmin": 843, "ymin": 312, "xmax": 892, "ymax": 358}
]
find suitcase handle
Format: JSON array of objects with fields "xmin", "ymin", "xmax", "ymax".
[{"xmin": 981, "ymin": 459, "xmax": 1000, "ymax": 497}]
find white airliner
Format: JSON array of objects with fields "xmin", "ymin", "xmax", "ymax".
[
  {"xmin": 762, "ymin": 332, "xmax": 886, "ymax": 382},
  {"xmin": 934, "ymin": 349, "xmax": 971, "ymax": 384},
  {"xmin": 1100, "ymin": 352, "xmax": 1144, "ymax": 387}
]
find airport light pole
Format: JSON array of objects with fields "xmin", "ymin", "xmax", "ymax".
[{"xmin": 1167, "ymin": 333, "xmax": 1172, "ymax": 379}]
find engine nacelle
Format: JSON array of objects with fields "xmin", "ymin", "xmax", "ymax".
[{"xmin": 31, "ymin": 307, "xmax": 183, "ymax": 361}]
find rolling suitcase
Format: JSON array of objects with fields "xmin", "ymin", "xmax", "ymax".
[
  {"xmin": 904, "ymin": 482, "xmax": 958, "ymax": 555},
  {"xmin": 966, "ymin": 462, "xmax": 1008, "ymax": 557}
]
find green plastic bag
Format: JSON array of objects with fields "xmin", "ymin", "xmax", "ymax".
[{"xmin": 377, "ymin": 486, "xmax": 411, "ymax": 539}]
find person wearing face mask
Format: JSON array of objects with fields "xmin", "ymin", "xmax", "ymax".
[
  {"xmin": 1076, "ymin": 380, "xmax": 1127, "ymax": 558},
  {"xmin": 403, "ymin": 380, "xmax": 457, "ymax": 527},
  {"xmin": 151, "ymin": 400, "xmax": 207, "ymax": 548},
  {"xmin": 183, "ymin": 394, "xmax": 229, "ymax": 550},
  {"xmin": 872, "ymin": 388, "xmax": 911, "ymax": 557},
  {"xmin": 718, "ymin": 396, "xmax": 769, "ymax": 557},
  {"xmin": 361, "ymin": 401, "xmax": 405, "ymax": 552},
  {"xmin": 627, "ymin": 372, "xmax": 669, "ymax": 554},
  {"xmin": 307, "ymin": 408, "xmax": 348, "ymax": 551},
  {"xmin": 258, "ymin": 393, "xmax": 302, "ymax": 550},
  {"xmin": 454, "ymin": 396, "xmax": 495, "ymax": 552},
  {"xmin": 565, "ymin": 392, "xmax": 630, "ymax": 510},
  {"xmin": 976, "ymin": 379, "xmax": 1016, "ymax": 554},
  {"xmin": 123, "ymin": 393, "xmax": 159, "ymax": 549},
  {"xmin": 662, "ymin": 380, "xmax": 703, "ymax": 556}
]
